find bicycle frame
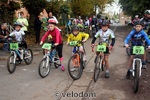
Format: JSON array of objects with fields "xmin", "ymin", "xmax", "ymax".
[
  {"xmin": 132, "ymin": 57, "xmax": 142, "ymax": 77},
  {"xmin": 10, "ymin": 51, "xmax": 17, "ymax": 63}
]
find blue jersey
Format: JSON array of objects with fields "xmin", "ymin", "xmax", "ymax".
[{"xmin": 124, "ymin": 29, "xmax": 150, "ymax": 46}]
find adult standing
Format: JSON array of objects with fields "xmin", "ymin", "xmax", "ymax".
[
  {"xmin": 47, "ymin": 11, "xmax": 58, "ymax": 24},
  {"xmin": 34, "ymin": 14, "xmax": 42, "ymax": 44},
  {"xmin": 0, "ymin": 23, "xmax": 9, "ymax": 43},
  {"xmin": 17, "ymin": 11, "xmax": 29, "ymax": 35}
]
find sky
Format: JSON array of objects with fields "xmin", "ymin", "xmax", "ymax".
[{"xmin": 104, "ymin": 0, "xmax": 121, "ymax": 15}]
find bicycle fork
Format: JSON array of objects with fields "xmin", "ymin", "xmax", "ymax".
[
  {"xmin": 10, "ymin": 51, "xmax": 17, "ymax": 63},
  {"xmin": 132, "ymin": 58, "xmax": 142, "ymax": 77}
]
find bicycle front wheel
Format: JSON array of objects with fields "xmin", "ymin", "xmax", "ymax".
[
  {"xmin": 68, "ymin": 54, "xmax": 83, "ymax": 80},
  {"xmin": 38, "ymin": 58, "xmax": 51, "ymax": 78},
  {"xmin": 24, "ymin": 49, "xmax": 33, "ymax": 65},
  {"xmin": 7, "ymin": 53, "xmax": 16, "ymax": 74},
  {"xmin": 93, "ymin": 56, "xmax": 102, "ymax": 82},
  {"xmin": 133, "ymin": 60, "xmax": 140, "ymax": 93}
]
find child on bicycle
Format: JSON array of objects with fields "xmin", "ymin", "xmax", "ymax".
[
  {"xmin": 67, "ymin": 26, "xmax": 89, "ymax": 71},
  {"xmin": 67, "ymin": 26, "xmax": 89, "ymax": 58},
  {"xmin": 9, "ymin": 22, "xmax": 27, "ymax": 60},
  {"xmin": 124, "ymin": 21, "xmax": 150, "ymax": 79},
  {"xmin": 40, "ymin": 19, "xmax": 65, "ymax": 71},
  {"xmin": 91, "ymin": 20, "xmax": 115, "ymax": 78}
]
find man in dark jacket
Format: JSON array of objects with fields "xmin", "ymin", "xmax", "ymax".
[
  {"xmin": 0, "ymin": 23, "xmax": 9, "ymax": 43},
  {"xmin": 34, "ymin": 14, "xmax": 42, "ymax": 44}
]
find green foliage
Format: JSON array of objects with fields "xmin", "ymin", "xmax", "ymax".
[
  {"xmin": 22, "ymin": 0, "xmax": 47, "ymax": 16},
  {"xmin": 119, "ymin": 0, "xmax": 150, "ymax": 17},
  {"xmin": 0, "ymin": 0, "xmax": 20, "ymax": 24}
]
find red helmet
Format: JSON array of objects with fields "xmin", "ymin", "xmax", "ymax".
[{"xmin": 48, "ymin": 19, "xmax": 56, "ymax": 24}]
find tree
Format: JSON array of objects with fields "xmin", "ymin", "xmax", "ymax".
[
  {"xmin": 119, "ymin": 0, "xmax": 150, "ymax": 17},
  {"xmin": 0, "ymin": 0, "xmax": 20, "ymax": 24},
  {"xmin": 21, "ymin": 0, "xmax": 47, "ymax": 33}
]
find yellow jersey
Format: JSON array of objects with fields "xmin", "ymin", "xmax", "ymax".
[{"xmin": 67, "ymin": 32, "xmax": 89, "ymax": 46}]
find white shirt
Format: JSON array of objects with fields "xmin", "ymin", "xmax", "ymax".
[
  {"xmin": 9, "ymin": 30, "xmax": 25, "ymax": 41},
  {"xmin": 95, "ymin": 29, "xmax": 115, "ymax": 45}
]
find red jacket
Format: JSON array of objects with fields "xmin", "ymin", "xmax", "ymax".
[{"xmin": 41, "ymin": 28, "xmax": 63, "ymax": 44}]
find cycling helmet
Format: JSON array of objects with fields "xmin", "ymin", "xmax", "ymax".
[
  {"xmin": 144, "ymin": 10, "xmax": 150, "ymax": 14},
  {"xmin": 101, "ymin": 20, "xmax": 109, "ymax": 26},
  {"xmin": 72, "ymin": 26, "xmax": 79, "ymax": 31},
  {"xmin": 48, "ymin": 18, "xmax": 57, "ymax": 24},
  {"xmin": 135, "ymin": 15, "xmax": 139, "ymax": 18},
  {"xmin": 14, "ymin": 22, "xmax": 22, "ymax": 27},
  {"xmin": 134, "ymin": 20, "xmax": 144, "ymax": 26}
]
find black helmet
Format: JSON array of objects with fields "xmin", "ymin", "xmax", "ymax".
[
  {"xmin": 14, "ymin": 22, "xmax": 22, "ymax": 27},
  {"xmin": 134, "ymin": 20, "xmax": 144, "ymax": 26},
  {"xmin": 101, "ymin": 20, "xmax": 109, "ymax": 26},
  {"xmin": 72, "ymin": 26, "xmax": 79, "ymax": 31}
]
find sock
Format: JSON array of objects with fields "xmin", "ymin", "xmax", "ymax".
[{"xmin": 106, "ymin": 70, "xmax": 109, "ymax": 73}]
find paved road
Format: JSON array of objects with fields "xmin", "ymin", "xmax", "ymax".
[{"xmin": 0, "ymin": 24, "xmax": 150, "ymax": 100}]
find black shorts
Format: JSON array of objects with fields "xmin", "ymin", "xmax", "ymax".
[{"xmin": 104, "ymin": 47, "xmax": 109, "ymax": 54}]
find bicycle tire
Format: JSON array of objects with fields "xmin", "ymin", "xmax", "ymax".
[
  {"xmin": 24, "ymin": 49, "xmax": 33, "ymax": 65},
  {"xmin": 7, "ymin": 53, "xmax": 16, "ymax": 74},
  {"xmin": 93, "ymin": 56, "xmax": 102, "ymax": 82},
  {"xmin": 133, "ymin": 60, "xmax": 140, "ymax": 93},
  {"xmin": 38, "ymin": 58, "xmax": 51, "ymax": 78},
  {"xmin": 68, "ymin": 53, "xmax": 83, "ymax": 80}
]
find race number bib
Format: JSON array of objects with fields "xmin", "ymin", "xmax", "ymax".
[
  {"xmin": 69, "ymin": 41, "xmax": 78, "ymax": 46},
  {"xmin": 42, "ymin": 43, "xmax": 51, "ymax": 50},
  {"xmin": 96, "ymin": 45, "xmax": 106, "ymax": 52},
  {"xmin": 133, "ymin": 46, "xmax": 144, "ymax": 54},
  {"xmin": 10, "ymin": 43, "xmax": 18, "ymax": 50}
]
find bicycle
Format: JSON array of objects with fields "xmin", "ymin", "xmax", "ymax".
[
  {"xmin": 68, "ymin": 41, "xmax": 86, "ymax": 80},
  {"xmin": 7, "ymin": 42, "xmax": 33, "ymax": 74},
  {"xmin": 38, "ymin": 43, "xmax": 61, "ymax": 78},
  {"xmin": 92, "ymin": 44, "xmax": 106, "ymax": 82},
  {"xmin": 125, "ymin": 45, "xmax": 145, "ymax": 93}
]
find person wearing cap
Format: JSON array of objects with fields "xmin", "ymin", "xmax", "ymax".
[
  {"xmin": 124, "ymin": 21, "xmax": 150, "ymax": 79},
  {"xmin": 91, "ymin": 20, "xmax": 115, "ymax": 78},
  {"xmin": 67, "ymin": 26, "xmax": 89, "ymax": 71},
  {"xmin": 40, "ymin": 19, "xmax": 65, "ymax": 71}
]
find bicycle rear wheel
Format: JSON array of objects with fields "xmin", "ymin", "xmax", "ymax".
[
  {"xmin": 38, "ymin": 57, "xmax": 51, "ymax": 78},
  {"xmin": 24, "ymin": 49, "xmax": 33, "ymax": 65},
  {"xmin": 133, "ymin": 60, "xmax": 140, "ymax": 93},
  {"xmin": 68, "ymin": 53, "xmax": 83, "ymax": 80},
  {"xmin": 7, "ymin": 53, "xmax": 16, "ymax": 74},
  {"xmin": 93, "ymin": 56, "xmax": 102, "ymax": 82}
]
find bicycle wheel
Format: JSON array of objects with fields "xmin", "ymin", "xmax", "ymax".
[
  {"xmin": 7, "ymin": 53, "xmax": 16, "ymax": 74},
  {"xmin": 133, "ymin": 60, "xmax": 140, "ymax": 93},
  {"xmin": 126, "ymin": 48, "xmax": 131, "ymax": 56},
  {"xmin": 38, "ymin": 57, "xmax": 51, "ymax": 78},
  {"xmin": 24, "ymin": 49, "xmax": 33, "ymax": 65},
  {"xmin": 68, "ymin": 53, "xmax": 83, "ymax": 80},
  {"xmin": 53, "ymin": 54, "xmax": 61, "ymax": 68},
  {"xmin": 93, "ymin": 56, "xmax": 102, "ymax": 82}
]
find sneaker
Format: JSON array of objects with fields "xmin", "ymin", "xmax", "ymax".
[
  {"xmin": 61, "ymin": 65, "xmax": 65, "ymax": 71},
  {"xmin": 105, "ymin": 72, "xmax": 109, "ymax": 78},
  {"xmin": 70, "ymin": 67, "xmax": 78, "ymax": 72},
  {"xmin": 126, "ymin": 70, "xmax": 131, "ymax": 79}
]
